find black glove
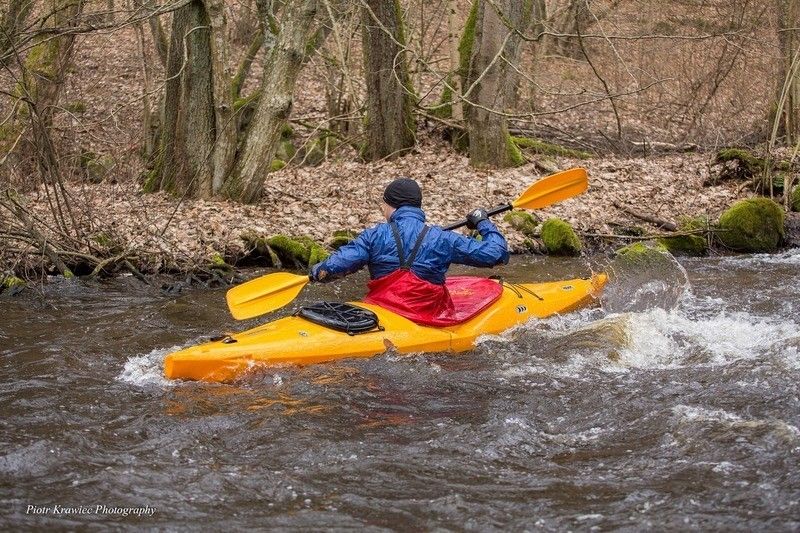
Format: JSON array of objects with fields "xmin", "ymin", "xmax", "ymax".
[{"xmin": 466, "ymin": 208, "xmax": 489, "ymax": 230}]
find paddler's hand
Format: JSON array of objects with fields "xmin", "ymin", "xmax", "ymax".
[
  {"xmin": 466, "ymin": 208, "xmax": 489, "ymax": 230},
  {"xmin": 310, "ymin": 264, "xmax": 328, "ymax": 282}
]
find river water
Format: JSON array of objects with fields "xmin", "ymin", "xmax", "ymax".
[{"xmin": 2, "ymin": 251, "xmax": 799, "ymax": 530}]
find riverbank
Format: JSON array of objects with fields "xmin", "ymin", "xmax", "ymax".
[{"xmin": 1, "ymin": 142, "xmax": 798, "ymax": 284}]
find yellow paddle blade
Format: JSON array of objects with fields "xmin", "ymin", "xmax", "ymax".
[
  {"xmin": 511, "ymin": 167, "xmax": 588, "ymax": 210},
  {"xmin": 226, "ymin": 272, "xmax": 310, "ymax": 320}
]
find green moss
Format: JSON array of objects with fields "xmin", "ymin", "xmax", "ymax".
[
  {"xmin": 234, "ymin": 91, "xmax": 261, "ymax": 113},
  {"xmin": 63, "ymin": 269, "xmax": 74, "ymax": 279},
  {"xmin": 208, "ymin": 252, "xmax": 233, "ymax": 272},
  {"xmin": 511, "ymin": 136, "xmax": 592, "ymax": 159},
  {"xmin": 266, "ymin": 235, "xmax": 329, "ymax": 268},
  {"xmin": 268, "ymin": 235, "xmax": 309, "ymax": 266},
  {"xmin": 307, "ymin": 243, "xmax": 329, "ymax": 266},
  {"xmin": 83, "ymin": 154, "xmax": 115, "ymax": 183},
  {"xmin": 141, "ymin": 167, "xmax": 160, "ymax": 193},
  {"xmin": 457, "ymin": 0, "xmax": 479, "ymax": 83},
  {"xmin": 714, "ymin": 148, "xmax": 766, "ymax": 176},
  {"xmin": 677, "ymin": 215, "xmax": 709, "ymax": 231},
  {"xmin": 1, "ymin": 275, "xmax": 25, "ymax": 290},
  {"xmin": 615, "ymin": 241, "xmax": 669, "ymax": 259},
  {"xmin": 717, "ymin": 198, "xmax": 785, "ymax": 253},
  {"xmin": 658, "ymin": 215, "xmax": 708, "ymax": 256},
  {"xmin": 433, "ymin": 77, "xmax": 454, "ymax": 119},
  {"xmin": 270, "ymin": 159, "xmax": 286, "ymax": 172},
  {"xmin": 540, "ymin": 218, "xmax": 581, "ymax": 256},
  {"xmin": 507, "ymin": 135, "xmax": 525, "ymax": 166},
  {"xmin": 658, "ymin": 234, "xmax": 707, "ymax": 256},
  {"xmin": 330, "ymin": 229, "xmax": 358, "ymax": 249},
  {"xmin": 92, "ymin": 232, "xmax": 112, "ymax": 247},
  {"xmin": 791, "ymin": 185, "xmax": 800, "ymax": 212},
  {"xmin": 503, "ymin": 210, "xmax": 538, "ymax": 237}
]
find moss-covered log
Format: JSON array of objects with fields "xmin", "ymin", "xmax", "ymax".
[{"xmin": 511, "ymin": 136, "xmax": 592, "ymax": 159}]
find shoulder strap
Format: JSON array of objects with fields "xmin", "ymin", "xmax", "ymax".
[
  {"xmin": 403, "ymin": 225, "xmax": 430, "ymax": 268},
  {"xmin": 389, "ymin": 222, "xmax": 406, "ymax": 267}
]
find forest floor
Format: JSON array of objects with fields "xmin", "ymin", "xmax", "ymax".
[{"xmin": 6, "ymin": 136, "xmax": 797, "ymax": 282}]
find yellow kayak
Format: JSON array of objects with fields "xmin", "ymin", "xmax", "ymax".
[{"xmin": 164, "ymin": 273, "xmax": 607, "ymax": 382}]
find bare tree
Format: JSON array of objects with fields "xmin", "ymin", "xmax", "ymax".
[
  {"xmin": 462, "ymin": 0, "xmax": 532, "ymax": 167},
  {"xmin": 360, "ymin": 0, "xmax": 416, "ymax": 160},
  {"xmin": 773, "ymin": 0, "xmax": 800, "ymax": 146},
  {"xmin": 145, "ymin": 0, "xmax": 328, "ymax": 203}
]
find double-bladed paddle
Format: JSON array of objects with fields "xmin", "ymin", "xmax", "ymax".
[{"xmin": 226, "ymin": 167, "xmax": 589, "ymax": 320}]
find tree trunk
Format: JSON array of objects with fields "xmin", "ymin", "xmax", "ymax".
[
  {"xmin": 220, "ymin": 0, "xmax": 320, "ymax": 203},
  {"xmin": 206, "ymin": 0, "xmax": 238, "ymax": 194},
  {"xmin": 153, "ymin": 0, "xmax": 216, "ymax": 197},
  {"xmin": 0, "ymin": 0, "xmax": 33, "ymax": 65},
  {"xmin": 774, "ymin": 0, "xmax": 800, "ymax": 145},
  {"xmin": 463, "ymin": 0, "xmax": 531, "ymax": 168},
  {"xmin": 360, "ymin": 0, "xmax": 415, "ymax": 161}
]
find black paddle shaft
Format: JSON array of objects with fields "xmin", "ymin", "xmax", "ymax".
[{"xmin": 443, "ymin": 204, "xmax": 513, "ymax": 231}]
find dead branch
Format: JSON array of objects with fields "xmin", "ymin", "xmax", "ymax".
[{"xmin": 612, "ymin": 200, "xmax": 678, "ymax": 231}]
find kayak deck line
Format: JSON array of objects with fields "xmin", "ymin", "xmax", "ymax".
[{"xmin": 163, "ymin": 273, "xmax": 608, "ymax": 382}]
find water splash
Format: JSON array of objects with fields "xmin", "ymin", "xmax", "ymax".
[
  {"xmin": 117, "ymin": 347, "xmax": 180, "ymax": 387},
  {"xmin": 601, "ymin": 243, "xmax": 691, "ymax": 313}
]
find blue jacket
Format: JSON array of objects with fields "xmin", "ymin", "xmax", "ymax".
[{"xmin": 312, "ymin": 206, "xmax": 509, "ymax": 285}]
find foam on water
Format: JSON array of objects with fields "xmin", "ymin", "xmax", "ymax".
[
  {"xmin": 717, "ymin": 248, "xmax": 800, "ymax": 267},
  {"xmin": 117, "ymin": 346, "xmax": 181, "ymax": 387},
  {"xmin": 497, "ymin": 293, "xmax": 799, "ymax": 377},
  {"xmin": 672, "ymin": 404, "xmax": 800, "ymax": 441},
  {"xmin": 612, "ymin": 307, "xmax": 799, "ymax": 369}
]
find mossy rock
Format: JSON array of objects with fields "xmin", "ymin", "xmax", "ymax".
[
  {"xmin": 269, "ymin": 159, "xmax": 286, "ymax": 172},
  {"xmin": 503, "ymin": 210, "xmax": 538, "ymax": 238},
  {"xmin": 511, "ymin": 136, "xmax": 592, "ymax": 159},
  {"xmin": 330, "ymin": 229, "xmax": 358, "ymax": 249},
  {"xmin": 80, "ymin": 152, "xmax": 115, "ymax": 183},
  {"xmin": 715, "ymin": 148, "xmax": 765, "ymax": 171},
  {"xmin": 717, "ymin": 198, "xmax": 785, "ymax": 253},
  {"xmin": 658, "ymin": 234, "xmax": 707, "ymax": 256},
  {"xmin": 712, "ymin": 148, "xmax": 766, "ymax": 182},
  {"xmin": 267, "ymin": 235, "xmax": 329, "ymax": 269},
  {"xmin": 1, "ymin": 274, "xmax": 26, "ymax": 294},
  {"xmin": 613, "ymin": 242, "xmax": 674, "ymax": 272},
  {"xmin": 791, "ymin": 185, "xmax": 800, "ymax": 212},
  {"xmin": 275, "ymin": 139, "xmax": 296, "ymax": 162},
  {"xmin": 658, "ymin": 216, "xmax": 709, "ymax": 256},
  {"xmin": 540, "ymin": 218, "xmax": 581, "ymax": 256}
]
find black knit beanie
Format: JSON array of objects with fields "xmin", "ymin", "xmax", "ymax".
[{"xmin": 383, "ymin": 178, "xmax": 422, "ymax": 209}]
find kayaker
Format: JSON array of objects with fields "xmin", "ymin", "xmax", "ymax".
[{"xmin": 310, "ymin": 177, "xmax": 509, "ymax": 324}]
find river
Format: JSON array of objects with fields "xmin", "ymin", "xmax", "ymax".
[{"xmin": 2, "ymin": 250, "xmax": 799, "ymax": 530}]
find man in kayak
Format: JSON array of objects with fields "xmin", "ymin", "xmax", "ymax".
[{"xmin": 310, "ymin": 177, "xmax": 509, "ymax": 325}]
